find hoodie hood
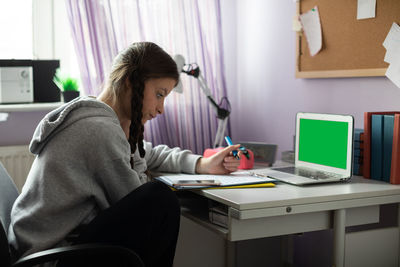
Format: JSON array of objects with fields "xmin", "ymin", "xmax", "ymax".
[{"xmin": 29, "ymin": 97, "xmax": 118, "ymax": 155}]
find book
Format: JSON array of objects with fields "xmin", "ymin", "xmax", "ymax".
[
  {"xmin": 353, "ymin": 149, "xmax": 361, "ymax": 157},
  {"xmin": 371, "ymin": 115, "xmax": 384, "ymax": 180},
  {"xmin": 206, "ymin": 182, "xmax": 275, "ymax": 190},
  {"xmin": 390, "ymin": 114, "xmax": 400, "ymax": 184},
  {"xmin": 353, "ymin": 162, "xmax": 360, "ymax": 175},
  {"xmin": 156, "ymin": 172, "xmax": 276, "ymax": 190},
  {"xmin": 353, "ymin": 150, "xmax": 363, "ymax": 175},
  {"xmin": 354, "ymin": 141, "xmax": 361, "ymax": 149},
  {"xmin": 363, "ymin": 111, "xmax": 400, "ymax": 178},
  {"xmin": 383, "ymin": 115, "xmax": 395, "ymax": 182},
  {"xmin": 354, "ymin": 128, "xmax": 364, "ymax": 141}
]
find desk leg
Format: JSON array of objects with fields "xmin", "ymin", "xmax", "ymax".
[
  {"xmin": 398, "ymin": 204, "xmax": 400, "ymax": 267},
  {"xmin": 226, "ymin": 240, "xmax": 236, "ymax": 267},
  {"xmin": 333, "ymin": 209, "xmax": 346, "ymax": 267}
]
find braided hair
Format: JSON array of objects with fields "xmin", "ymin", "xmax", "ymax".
[{"xmin": 104, "ymin": 42, "xmax": 179, "ymax": 168}]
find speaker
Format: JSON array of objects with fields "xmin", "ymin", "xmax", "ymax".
[
  {"xmin": 0, "ymin": 59, "xmax": 61, "ymax": 103},
  {"xmin": 32, "ymin": 60, "xmax": 60, "ymax": 103},
  {"xmin": 0, "ymin": 60, "xmax": 34, "ymax": 103}
]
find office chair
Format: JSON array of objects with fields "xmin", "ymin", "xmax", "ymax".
[{"xmin": 0, "ymin": 162, "xmax": 144, "ymax": 267}]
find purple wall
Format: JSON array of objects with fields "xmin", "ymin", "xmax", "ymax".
[
  {"xmin": 223, "ymin": 0, "xmax": 400, "ymax": 159},
  {"xmin": 2, "ymin": 1, "xmax": 400, "ymax": 155},
  {"xmin": 0, "ymin": 111, "xmax": 47, "ymax": 146}
]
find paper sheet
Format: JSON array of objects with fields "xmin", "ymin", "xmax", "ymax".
[
  {"xmin": 383, "ymin": 23, "xmax": 400, "ymax": 64},
  {"xmin": 357, "ymin": 0, "xmax": 376, "ymax": 20},
  {"xmin": 386, "ymin": 58, "xmax": 400, "ymax": 88},
  {"xmin": 0, "ymin": 113, "xmax": 8, "ymax": 122},
  {"xmin": 299, "ymin": 6, "xmax": 322, "ymax": 57},
  {"xmin": 383, "ymin": 23, "xmax": 400, "ymax": 89},
  {"xmin": 292, "ymin": 15, "xmax": 302, "ymax": 32}
]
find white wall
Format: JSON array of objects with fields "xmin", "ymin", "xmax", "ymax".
[{"xmin": 221, "ymin": 0, "xmax": 400, "ymax": 159}]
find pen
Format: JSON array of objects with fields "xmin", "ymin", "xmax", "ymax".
[
  {"xmin": 224, "ymin": 136, "xmax": 240, "ymax": 160},
  {"xmin": 172, "ymin": 180, "xmax": 221, "ymax": 187}
]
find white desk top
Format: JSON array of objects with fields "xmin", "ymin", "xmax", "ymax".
[{"xmin": 198, "ymin": 176, "xmax": 400, "ymax": 211}]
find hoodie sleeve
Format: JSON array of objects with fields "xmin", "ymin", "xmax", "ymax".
[
  {"xmin": 144, "ymin": 141, "xmax": 201, "ymax": 174},
  {"xmin": 82, "ymin": 118, "xmax": 144, "ymax": 203}
]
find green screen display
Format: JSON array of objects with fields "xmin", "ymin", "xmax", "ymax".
[{"xmin": 298, "ymin": 119, "xmax": 348, "ymax": 169}]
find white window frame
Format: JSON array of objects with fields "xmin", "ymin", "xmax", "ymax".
[{"xmin": 33, "ymin": 0, "xmax": 79, "ymax": 79}]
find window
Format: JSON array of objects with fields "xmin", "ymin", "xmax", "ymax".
[
  {"xmin": 0, "ymin": 0, "xmax": 80, "ymax": 90},
  {"xmin": 0, "ymin": 0, "xmax": 33, "ymax": 59}
]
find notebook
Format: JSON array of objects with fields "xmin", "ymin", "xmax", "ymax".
[
  {"xmin": 156, "ymin": 172, "xmax": 276, "ymax": 190},
  {"xmin": 253, "ymin": 112, "xmax": 354, "ymax": 185}
]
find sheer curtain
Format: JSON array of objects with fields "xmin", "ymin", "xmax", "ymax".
[{"xmin": 65, "ymin": 0, "xmax": 230, "ymax": 153}]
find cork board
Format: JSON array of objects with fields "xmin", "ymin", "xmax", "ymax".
[{"xmin": 296, "ymin": 0, "xmax": 400, "ymax": 78}]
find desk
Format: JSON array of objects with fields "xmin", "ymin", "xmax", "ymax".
[{"xmin": 176, "ymin": 176, "xmax": 400, "ymax": 267}]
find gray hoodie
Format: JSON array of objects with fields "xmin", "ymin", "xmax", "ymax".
[{"xmin": 8, "ymin": 96, "xmax": 201, "ymax": 258}]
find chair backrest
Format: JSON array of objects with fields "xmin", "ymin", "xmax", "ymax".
[{"xmin": 0, "ymin": 162, "xmax": 19, "ymax": 234}]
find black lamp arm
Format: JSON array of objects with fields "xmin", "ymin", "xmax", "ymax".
[{"xmin": 181, "ymin": 63, "xmax": 230, "ymax": 120}]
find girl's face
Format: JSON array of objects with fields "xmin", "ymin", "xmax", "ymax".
[{"xmin": 141, "ymin": 77, "xmax": 176, "ymax": 124}]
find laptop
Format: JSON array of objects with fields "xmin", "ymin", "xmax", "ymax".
[{"xmin": 253, "ymin": 112, "xmax": 354, "ymax": 185}]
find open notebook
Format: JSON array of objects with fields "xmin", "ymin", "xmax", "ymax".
[
  {"xmin": 254, "ymin": 112, "xmax": 354, "ymax": 185},
  {"xmin": 156, "ymin": 172, "xmax": 276, "ymax": 190}
]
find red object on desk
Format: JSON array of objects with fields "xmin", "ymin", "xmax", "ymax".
[{"xmin": 203, "ymin": 147, "xmax": 254, "ymax": 169}]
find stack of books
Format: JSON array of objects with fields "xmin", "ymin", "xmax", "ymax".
[
  {"xmin": 353, "ymin": 128, "xmax": 364, "ymax": 176},
  {"xmin": 363, "ymin": 111, "xmax": 400, "ymax": 184}
]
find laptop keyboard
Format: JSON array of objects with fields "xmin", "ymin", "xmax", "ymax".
[{"xmin": 273, "ymin": 167, "xmax": 341, "ymax": 180}]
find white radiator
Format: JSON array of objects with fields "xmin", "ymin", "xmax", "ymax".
[{"xmin": 0, "ymin": 145, "xmax": 35, "ymax": 192}]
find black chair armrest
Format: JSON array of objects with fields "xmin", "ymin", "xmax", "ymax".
[{"xmin": 12, "ymin": 243, "xmax": 144, "ymax": 267}]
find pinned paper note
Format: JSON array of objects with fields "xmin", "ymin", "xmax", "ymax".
[
  {"xmin": 383, "ymin": 23, "xmax": 400, "ymax": 64},
  {"xmin": 0, "ymin": 113, "xmax": 9, "ymax": 122},
  {"xmin": 292, "ymin": 15, "xmax": 302, "ymax": 32},
  {"xmin": 386, "ymin": 59, "xmax": 400, "ymax": 89},
  {"xmin": 383, "ymin": 23, "xmax": 400, "ymax": 89},
  {"xmin": 299, "ymin": 6, "xmax": 322, "ymax": 56},
  {"xmin": 357, "ymin": 0, "xmax": 376, "ymax": 20}
]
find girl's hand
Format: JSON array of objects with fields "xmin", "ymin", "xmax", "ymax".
[{"xmin": 196, "ymin": 145, "xmax": 241, "ymax": 174}]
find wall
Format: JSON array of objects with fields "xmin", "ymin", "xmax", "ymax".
[
  {"xmin": 223, "ymin": 0, "xmax": 400, "ymax": 159},
  {"xmin": 0, "ymin": 111, "xmax": 47, "ymax": 146}
]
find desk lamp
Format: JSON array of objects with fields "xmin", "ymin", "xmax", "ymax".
[{"xmin": 173, "ymin": 55, "xmax": 230, "ymax": 148}]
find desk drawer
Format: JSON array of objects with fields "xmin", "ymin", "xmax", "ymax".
[
  {"xmin": 229, "ymin": 211, "xmax": 330, "ymax": 241},
  {"xmin": 228, "ymin": 205, "xmax": 379, "ymax": 241}
]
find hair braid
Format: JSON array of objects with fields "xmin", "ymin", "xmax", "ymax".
[
  {"xmin": 128, "ymin": 71, "xmax": 145, "ymax": 168},
  {"xmin": 104, "ymin": 42, "xmax": 179, "ymax": 170}
]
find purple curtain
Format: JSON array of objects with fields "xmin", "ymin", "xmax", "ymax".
[{"xmin": 64, "ymin": 0, "xmax": 230, "ymax": 154}]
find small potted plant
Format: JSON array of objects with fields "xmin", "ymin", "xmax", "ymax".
[{"xmin": 53, "ymin": 69, "xmax": 80, "ymax": 102}]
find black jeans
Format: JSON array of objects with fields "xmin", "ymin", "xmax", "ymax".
[{"xmin": 58, "ymin": 180, "xmax": 180, "ymax": 267}]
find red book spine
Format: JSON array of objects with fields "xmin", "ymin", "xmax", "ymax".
[
  {"xmin": 363, "ymin": 112, "xmax": 371, "ymax": 178},
  {"xmin": 390, "ymin": 114, "xmax": 400, "ymax": 184}
]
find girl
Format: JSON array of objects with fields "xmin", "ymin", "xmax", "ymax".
[{"xmin": 9, "ymin": 42, "xmax": 241, "ymax": 267}]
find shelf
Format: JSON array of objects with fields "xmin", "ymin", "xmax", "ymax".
[{"xmin": 0, "ymin": 102, "xmax": 63, "ymax": 112}]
